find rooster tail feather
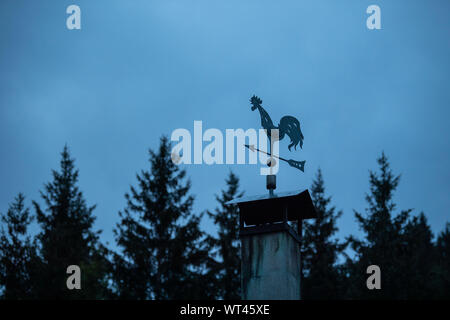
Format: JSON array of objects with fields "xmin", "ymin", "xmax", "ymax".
[{"xmin": 279, "ymin": 116, "xmax": 304, "ymax": 151}]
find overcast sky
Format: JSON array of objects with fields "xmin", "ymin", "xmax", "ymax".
[{"xmin": 1, "ymin": 0, "xmax": 449, "ymax": 248}]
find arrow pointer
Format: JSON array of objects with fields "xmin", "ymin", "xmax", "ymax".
[{"xmin": 244, "ymin": 144, "xmax": 306, "ymax": 172}]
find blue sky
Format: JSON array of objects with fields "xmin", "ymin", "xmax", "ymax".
[{"xmin": 1, "ymin": 0, "xmax": 449, "ymax": 248}]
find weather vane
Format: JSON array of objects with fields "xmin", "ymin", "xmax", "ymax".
[{"xmin": 245, "ymin": 95, "xmax": 306, "ymax": 195}]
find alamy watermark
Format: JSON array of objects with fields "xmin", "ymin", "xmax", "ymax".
[
  {"xmin": 66, "ymin": 5, "xmax": 81, "ymax": 30},
  {"xmin": 66, "ymin": 265, "xmax": 81, "ymax": 290},
  {"xmin": 366, "ymin": 265, "xmax": 381, "ymax": 290},
  {"xmin": 65, "ymin": 4, "xmax": 380, "ymax": 31},
  {"xmin": 170, "ymin": 121, "xmax": 280, "ymax": 175}
]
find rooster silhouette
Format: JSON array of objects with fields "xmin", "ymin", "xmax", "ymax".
[{"xmin": 250, "ymin": 95, "xmax": 304, "ymax": 151}]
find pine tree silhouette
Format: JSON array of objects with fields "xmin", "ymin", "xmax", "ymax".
[
  {"xmin": 436, "ymin": 223, "xmax": 450, "ymax": 298},
  {"xmin": 399, "ymin": 213, "xmax": 437, "ymax": 299},
  {"xmin": 33, "ymin": 145, "xmax": 110, "ymax": 299},
  {"xmin": 346, "ymin": 152, "xmax": 413, "ymax": 299},
  {"xmin": 113, "ymin": 136, "xmax": 211, "ymax": 299},
  {"xmin": 207, "ymin": 171, "xmax": 243, "ymax": 300},
  {"xmin": 0, "ymin": 194, "xmax": 39, "ymax": 299},
  {"xmin": 301, "ymin": 169, "xmax": 346, "ymax": 300}
]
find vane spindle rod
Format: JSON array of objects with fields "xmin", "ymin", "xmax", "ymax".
[{"xmin": 267, "ymin": 175, "xmax": 276, "ymax": 194}]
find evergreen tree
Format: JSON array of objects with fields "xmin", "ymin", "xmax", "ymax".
[
  {"xmin": 207, "ymin": 171, "xmax": 243, "ymax": 300},
  {"xmin": 301, "ymin": 169, "xmax": 345, "ymax": 300},
  {"xmin": 113, "ymin": 136, "xmax": 211, "ymax": 299},
  {"xmin": 346, "ymin": 152, "xmax": 412, "ymax": 299},
  {"xmin": 399, "ymin": 213, "xmax": 438, "ymax": 299},
  {"xmin": 435, "ymin": 223, "xmax": 450, "ymax": 298},
  {"xmin": 0, "ymin": 194, "xmax": 39, "ymax": 299},
  {"xmin": 33, "ymin": 146, "xmax": 110, "ymax": 299}
]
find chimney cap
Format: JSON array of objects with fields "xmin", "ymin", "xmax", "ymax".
[{"xmin": 227, "ymin": 189, "xmax": 316, "ymax": 225}]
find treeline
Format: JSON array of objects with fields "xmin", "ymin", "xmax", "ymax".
[{"xmin": 0, "ymin": 136, "xmax": 449, "ymax": 299}]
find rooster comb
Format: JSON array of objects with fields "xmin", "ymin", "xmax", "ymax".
[{"xmin": 250, "ymin": 95, "xmax": 262, "ymax": 106}]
